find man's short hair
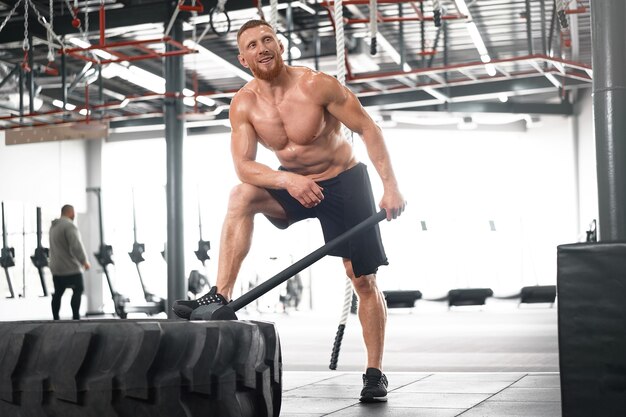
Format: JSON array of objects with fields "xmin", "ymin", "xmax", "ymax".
[
  {"xmin": 237, "ymin": 19, "xmax": 274, "ymax": 43},
  {"xmin": 61, "ymin": 204, "xmax": 74, "ymax": 215}
]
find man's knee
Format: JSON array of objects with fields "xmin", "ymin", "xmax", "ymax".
[
  {"xmin": 344, "ymin": 259, "xmax": 378, "ymax": 295},
  {"xmin": 227, "ymin": 183, "xmax": 262, "ymax": 214},
  {"xmin": 228, "ymin": 183, "xmax": 286, "ymax": 220},
  {"xmin": 352, "ymin": 275, "xmax": 378, "ymax": 295}
]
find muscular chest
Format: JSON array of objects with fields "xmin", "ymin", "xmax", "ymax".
[{"xmin": 250, "ymin": 96, "xmax": 328, "ymax": 150}]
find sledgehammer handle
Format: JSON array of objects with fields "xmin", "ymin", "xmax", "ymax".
[{"xmin": 229, "ymin": 210, "xmax": 387, "ymax": 312}]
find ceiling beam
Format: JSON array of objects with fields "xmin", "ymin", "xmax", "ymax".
[
  {"xmin": 394, "ymin": 101, "xmax": 574, "ymax": 116},
  {"xmin": 357, "ymin": 76, "xmax": 586, "ymax": 110},
  {"xmin": 0, "ymin": 0, "xmax": 257, "ymax": 43}
]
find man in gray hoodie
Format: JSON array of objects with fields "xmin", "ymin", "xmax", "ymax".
[{"xmin": 49, "ymin": 204, "xmax": 91, "ymax": 320}]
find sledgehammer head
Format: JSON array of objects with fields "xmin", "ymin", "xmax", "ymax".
[{"xmin": 190, "ymin": 304, "xmax": 238, "ymax": 320}]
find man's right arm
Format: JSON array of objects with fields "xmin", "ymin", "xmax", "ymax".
[{"xmin": 229, "ymin": 92, "xmax": 324, "ymax": 208}]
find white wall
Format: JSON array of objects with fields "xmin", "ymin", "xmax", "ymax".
[{"xmin": 0, "ymin": 132, "xmax": 88, "ymax": 307}]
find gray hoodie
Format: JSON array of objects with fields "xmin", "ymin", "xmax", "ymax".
[{"xmin": 49, "ymin": 216, "xmax": 88, "ymax": 276}]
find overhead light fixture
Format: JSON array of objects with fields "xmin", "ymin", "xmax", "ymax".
[
  {"xmin": 453, "ymin": 3, "xmax": 497, "ymax": 77},
  {"xmin": 484, "ymin": 63, "xmax": 497, "ymax": 76},
  {"xmin": 498, "ymin": 93, "xmax": 509, "ymax": 103},
  {"xmin": 196, "ymin": 96, "xmax": 216, "ymax": 106},
  {"xmin": 184, "ymin": 40, "xmax": 253, "ymax": 82},
  {"xmin": 182, "ymin": 88, "xmax": 216, "ymax": 107},
  {"xmin": 466, "ymin": 22, "xmax": 488, "ymax": 56},
  {"xmin": 453, "ymin": 0, "xmax": 471, "ymax": 16},
  {"xmin": 127, "ymin": 66, "xmax": 166, "ymax": 94},
  {"xmin": 100, "ymin": 62, "xmax": 165, "ymax": 93},
  {"xmin": 119, "ymin": 98, "xmax": 130, "ymax": 108},
  {"xmin": 68, "ymin": 37, "xmax": 113, "ymax": 61},
  {"xmin": 289, "ymin": 46, "xmax": 302, "ymax": 60},
  {"xmin": 52, "ymin": 99, "xmax": 77, "ymax": 111}
]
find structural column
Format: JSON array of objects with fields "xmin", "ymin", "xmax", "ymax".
[
  {"xmin": 164, "ymin": 15, "xmax": 186, "ymax": 317},
  {"xmin": 591, "ymin": 1, "xmax": 626, "ymax": 240}
]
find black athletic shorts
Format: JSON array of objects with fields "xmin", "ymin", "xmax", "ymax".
[{"xmin": 265, "ymin": 162, "xmax": 388, "ymax": 277}]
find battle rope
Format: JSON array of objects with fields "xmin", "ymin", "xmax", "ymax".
[
  {"xmin": 333, "ymin": 0, "xmax": 352, "ymax": 143},
  {"xmin": 270, "ymin": 0, "xmax": 279, "ymax": 30},
  {"xmin": 369, "ymin": 0, "xmax": 377, "ymax": 55},
  {"xmin": 330, "ymin": 276, "xmax": 354, "ymax": 370}
]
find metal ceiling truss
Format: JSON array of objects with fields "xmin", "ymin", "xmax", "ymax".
[{"xmin": 0, "ymin": 0, "xmax": 593, "ymax": 133}]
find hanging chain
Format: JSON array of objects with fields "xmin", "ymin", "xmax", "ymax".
[
  {"xmin": 27, "ymin": 0, "xmax": 66, "ymax": 49},
  {"xmin": 23, "ymin": 0, "xmax": 30, "ymax": 51},
  {"xmin": 47, "ymin": 0, "xmax": 54, "ymax": 61},
  {"xmin": 192, "ymin": 0, "xmax": 197, "ymax": 42},
  {"xmin": 0, "ymin": 0, "xmax": 23, "ymax": 35},
  {"xmin": 84, "ymin": 4, "xmax": 89, "ymax": 40}
]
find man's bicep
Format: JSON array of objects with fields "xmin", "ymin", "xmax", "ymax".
[{"xmin": 231, "ymin": 121, "xmax": 258, "ymax": 164}]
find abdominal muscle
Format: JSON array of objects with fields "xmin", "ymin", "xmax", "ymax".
[{"xmin": 273, "ymin": 134, "xmax": 357, "ymax": 181}]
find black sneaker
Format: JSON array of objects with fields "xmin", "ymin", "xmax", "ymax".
[
  {"xmin": 172, "ymin": 286, "xmax": 229, "ymax": 319},
  {"xmin": 359, "ymin": 368, "xmax": 388, "ymax": 403}
]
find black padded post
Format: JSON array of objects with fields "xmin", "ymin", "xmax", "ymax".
[
  {"xmin": 447, "ymin": 288, "xmax": 493, "ymax": 307},
  {"xmin": 557, "ymin": 242, "xmax": 626, "ymax": 417},
  {"xmin": 520, "ymin": 285, "xmax": 556, "ymax": 304},
  {"xmin": 383, "ymin": 290, "xmax": 422, "ymax": 308}
]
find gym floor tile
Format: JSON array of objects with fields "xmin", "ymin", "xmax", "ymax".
[
  {"xmin": 284, "ymin": 372, "xmax": 340, "ymax": 390},
  {"xmin": 309, "ymin": 372, "xmax": 431, "ymax": 387},
  {"xmin": 284, "ymin": 384, "xmax": 363, "ymax": 399},
  {"xmin": 488, "ymin": 387, "xmax": 561, "ymax": 402},
  {"xmin": 423, "ymin": 372, "xmax": 526, "ymax": 382},
  {"xmin": 281, "ymin": 372, "xmax": 561, "ymax": 416},
  {"xmin": 325, "ymin": 405, "xmax": 466, "ymax": 416},
  {"xmin": 458, "ymin": 400, "xmax": 562, "ymax": 417},
  {"xmin": 279, "ymin": 414, "xmax": 326, "ymax": 417},
  {"xmin": 393, "ymin": 378, "xmax": 515, "ymax": 394},
  {"xmin": 280, "ymin": 397, "xmax": 358, "ymax": 414},
  {"xmin": 386, "ymin": 392, "xmax": 491, "ymax": 409},
  {"xmin": 511, "ymin": 374, "xmax": 561, "ymax": 388},
  {"xmin": 280, "ymin": 414, "xmax": 326, "ymax": 417}
]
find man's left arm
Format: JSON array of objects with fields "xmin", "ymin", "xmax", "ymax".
[{"xmin": 322, "ymin": 74, "xmax": 406, "ymax": 220}]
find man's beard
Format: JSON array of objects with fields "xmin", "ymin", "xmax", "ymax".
[{"xmin": 249, "ymin": 54, "xmax": 285, "ymax": 81}]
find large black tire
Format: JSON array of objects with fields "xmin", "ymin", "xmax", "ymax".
[{"xmin": 0, "ymin": 320, "xmax": 281, "ymax": 417}]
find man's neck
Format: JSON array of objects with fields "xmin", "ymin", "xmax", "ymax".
[{"xmin": 255, "ymin": 65, "xmax": 293, "ymax": 97}]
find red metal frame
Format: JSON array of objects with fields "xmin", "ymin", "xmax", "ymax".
[
  {"xmin": 321, "ymin": 0, "xmax": 422, "ymax": 6},
  {"xmin": 344, "ymin": 14, "xmax": 465, "ymax": 23},
  {"xmin": 62, "ymin": 37, "xmax": 195, "ymax": 65},
  {"xmin": 345, "ymin": 54, "xmax": 592, "ymax": 83},
  {"xmin": 0, "ymin": 89, "xmax": 240, "ymax": 130},
  {"xmin": 61, "ymin": 3, "xmax": 195, "ymax": 65},
  {"xmin": 178, "ymin": 0, "xmax": 204, "ymax": 13}
]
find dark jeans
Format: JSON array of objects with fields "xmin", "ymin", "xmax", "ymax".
[{"xmin": 51, "ymin": 273, "xmax": 84, "ymax": 320}]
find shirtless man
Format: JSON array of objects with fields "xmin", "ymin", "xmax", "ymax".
[{"xmin": 173, "ymin": 19, "xmax": 406, "ymax": 402}]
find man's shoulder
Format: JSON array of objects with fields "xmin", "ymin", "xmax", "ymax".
[
  {"xmin": 234, "ymin": 82, "xmax": 258, "ymax": 101},
  {"xmin": 231, "ymin": 84, "xmax": 258, "ymax": 112},
  {"xmin": 295, "ymin": 67, "xmax": 339, "ymax": 102}
]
